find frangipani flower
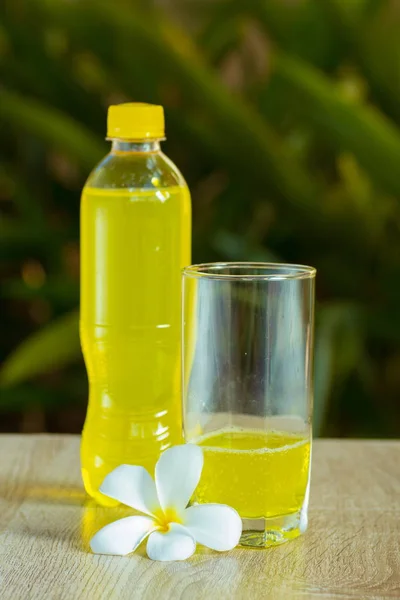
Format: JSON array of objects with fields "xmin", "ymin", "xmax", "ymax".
[{"xmin": 90, "ymin": 444, "xmax": 242, "ymax": 561}]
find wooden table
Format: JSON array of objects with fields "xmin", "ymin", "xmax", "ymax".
[{"xmin": 0, "ymin": 436, "xmax": 399, "ymax": 599}]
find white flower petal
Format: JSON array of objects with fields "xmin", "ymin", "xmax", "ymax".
[
  {"xmin": 155, "ymin": 444, "xmax": 203, "ymax": 514},
  {"xmin": 100, "ymin": 465, "xmax": 160, "ymax": 516},
  {"xmin": 90, "ymin": 516, "xmax": 155, "ymax": 556},
  {"xmin": 183, "ymin": 504, "xmax": 242, "ymax": 551},
  {"xmin": 146, "ymin": 523, "xmax": 196, "ymax": 561}
]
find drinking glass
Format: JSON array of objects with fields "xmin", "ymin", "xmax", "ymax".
[{"xmin": 182, "ymin": 262, "xmax": 316, "ymax": 547}]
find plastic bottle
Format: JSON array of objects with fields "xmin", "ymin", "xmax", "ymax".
[{"xmin": 80, "ymin": 103, "xmax": 191, "ymax": 504}]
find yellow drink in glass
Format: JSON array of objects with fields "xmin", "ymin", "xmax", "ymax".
[
  {"xmin": 182, "ymin": 263, "xmax": 316, "ymax": 546},
  {"xmin": 195, "ymin": 428, "xmax": 311, "ymax": 519}
]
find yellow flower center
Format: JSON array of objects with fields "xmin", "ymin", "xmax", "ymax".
[{"xmin": 153, "ymin": 507, "xmax": 182, "ymax": 533}]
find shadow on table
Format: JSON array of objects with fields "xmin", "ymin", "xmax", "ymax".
[{"xmin": 0, "ymin": 482, "xmax": 86, "ymax": 505}]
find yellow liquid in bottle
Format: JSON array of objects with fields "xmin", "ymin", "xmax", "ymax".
[
  {"xmin": 80, "ymin": 185, "xmax": 191, "ymax": 505},
  {"xmin": 195, "ymin": 429, "xmax": 310, "ymax": 519}
]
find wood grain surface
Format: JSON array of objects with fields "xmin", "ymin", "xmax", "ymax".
[{"xmin": 0, "ymin": 435, "xmax": 399, "ymax": 599}]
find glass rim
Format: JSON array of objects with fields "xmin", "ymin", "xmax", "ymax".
[{"xmin": 183, "ymin": 262, "xmax": 316, "ymax": 281}]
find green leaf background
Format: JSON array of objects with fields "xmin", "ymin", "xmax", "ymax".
[{"xmin": 1, "ymin": 0, "xmax": 399, "ymax": 437}]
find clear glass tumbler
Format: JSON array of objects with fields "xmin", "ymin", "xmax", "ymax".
[{"xmin": 182, "ymin": 262, "xmax": 316, "ymax": 547}]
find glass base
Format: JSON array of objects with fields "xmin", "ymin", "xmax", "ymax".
[{"xmin": 240, "ymin": 509, "xmax": 305, "ymax": 548}]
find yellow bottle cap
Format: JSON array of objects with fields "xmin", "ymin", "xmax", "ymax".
[{"xmin": 107, "ymin": 103, "xmax": 165, "ymax": 140}]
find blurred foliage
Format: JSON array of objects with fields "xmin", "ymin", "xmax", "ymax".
[{"xmin": 1, "ymin": 0, "xmax": 400, "ymax": 436}]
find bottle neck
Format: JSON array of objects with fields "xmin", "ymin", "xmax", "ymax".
[{"xmin": 111, "ymin": 139, "xmax": 161, "ymax": 153}]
